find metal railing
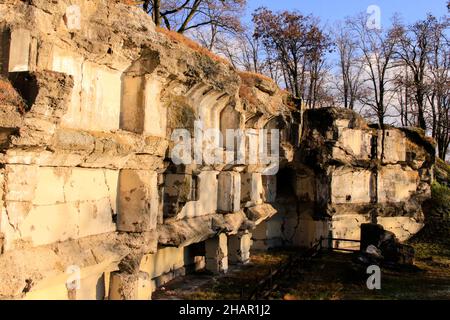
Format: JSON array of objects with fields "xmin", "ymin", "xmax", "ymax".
[{"xmin": 320, "ymin": 236, "xmax": 361, "ymax": 252}]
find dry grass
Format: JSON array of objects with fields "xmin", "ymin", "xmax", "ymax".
[
  {"xmin": 156, "ymin": 27, "xmax": 230, "ymax": 66},
  {"xmin": 120, "ymin": 0, "xmax": 145, "ymax": 5},
  {"xmin": 238, "ymin": 71, "xmax": 273, "ymax": 84},
  {"xmin": 238, "ymin": 71, "xmax": 277, "ymax": 106},
  {"xmin": 0, "ymin": 76, "xmax": 25, "ymax": 112}
]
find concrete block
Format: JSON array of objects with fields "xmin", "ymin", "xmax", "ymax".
[
  {"xmin": 262, "ymin": 175, "xmax": 277, "ymax": 203},
  {"xmin": 4, "ymin": 165, "xmax": 38, "ymax": 202},
  {"xmin": 241, "ymin": 172, "xmax": 263, "ymax": 207},
  {"xmin": 228, "ymin": 233, "xmax": 252, "ymax": 264},
  {"xmin": 379, "ymin": 129, "xmax": 406, "ymax": 163},
  {"xmin": 377, "ymin": 217, "xmax": 424, "ymax": 242},
  {"xmin": 78, "ymin": 198, "xmax": 116, "ymax": 238},
  {"xmin": 109, "ymin": 272, "xmax": 139, "ymax": 300},
  {"xmin": 331, "ymin": 168, "xmax": 371, "ymax": 204},
  {"xmin": 139, "ymin": 246, "xmax": 185, "ymax": 279},
  {"xmin": 218, "ymin": 171, "xmax": 241, "ymax": 213},
  {"xmin": 118, "ymin": 170, "xmax": 159, "ymax": 232},
  {"xmin": 177, "ymin": 171, "xmax": 219, "ymax": 219},
  {"xmin": 8, "ymin": 29, "xmax": 31, "ymax": 72},
  {"xmin": 378, "ymin": 165, "xmax": 418, "ymax": 202},
  {"xmin": 205, "ymin": 233, "xmax": 228, "ymax": 274}
]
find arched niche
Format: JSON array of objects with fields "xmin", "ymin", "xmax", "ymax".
[
  {"xmin": 263, "ymin": 115, "xmax": 288, "ymax": 155},
  {"xmin": 219, "ymin": 105, "xmax": 241, "ymax": 150}
]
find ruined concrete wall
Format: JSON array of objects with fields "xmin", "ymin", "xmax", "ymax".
[
  {"xmin": 294, "ymin": 108, "xmax": 434, "ymax": 248},
  {"xmin": 0, "ymin": 0, "xmax": 296, "ymax": 299},
  {"xmin": 0, "ymin": 0, "xmax": 434, "ymax": 300}
]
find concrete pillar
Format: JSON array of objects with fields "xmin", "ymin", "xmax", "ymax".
[
  {"xmin": 251, "ymin": 221, "xmax": 268, "ymax": 250},
  {"xmin": 218, "ymin": 171, "xmax": 241, "ymax": 213},
  {"xmin": 205, "ymin": 233, "xmax": 228, "ymax": 274},
  {"xmin": 118, "ymin": 170, "xmax": 159, "ymax": 232},
  {"xmin": 109, "ymin": 271, "xmax": 152, "ymax": 300},
  {"xmin": 228, "ymin": 233, "xmax": 253, "ymax": 264}
]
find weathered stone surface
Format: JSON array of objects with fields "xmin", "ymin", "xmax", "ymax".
[
  {"xmin": 158, "ymin": 211, "xmax": 248, "ymax": 248},
  {"xmin": 0, "ymin": 232, "xmax": 128, "ymax": 299},
  {"xmin": 205, "ymin": 233, "xmax": 228, "ymax": 274},
  {"xmin": 228, "ymin": 233, "xmax": 252, "ymax": 264},
  {"xmin": 246, "ymin": 204, "xmax": 277, "ymax": 225},
  {"xmin": 118, "ymin": 170, "xmax": 158, "ymax": 232},
  {"xmin": 297, "ymin": 108, "xmax": 434, "ymax": 243},
  {"xmin": 218, "ymin": 171, "xmax": 241, "ymax": 213},
  {"xmin": 1, "ymin": 165, "xmax": 117, "ymax": 251},
  {"xmin": 8, "ymin": 29, "xmax": 31, "ymax": 72},
  {"xmin": 0, "ymin": 0, "xmax": 435, "ymax": 300}
]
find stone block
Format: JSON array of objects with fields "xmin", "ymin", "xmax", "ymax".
[
  {"xmin": 332, "ymin": 214, "xmax": 370, "ymax": 249},
  {"xmin": 4, "ymin": 165, "xmax": 38, "ymax": 202},
  {"xmin": 8, "ymin": 29, "xmax": 31, "ymax": 72},
  {"xmin": 109, "ymin": 272, "xmax": 142, "ymax": 300},
  {"xmin": 262, "ymin": 174, "xmax": 277, "ymax": 203},
  {"xmin": 377, "ymin": 217, "xmax": 424, "ymax": 242},
  {"xmin": 218, "ymin": 171, "xmax": 241, "ymax": 213},
  {"xmin": 296, "ymin": 173, "xmax": 315, "ymax": 202},
  {"xmin": 378, "ymin": 129, "xmax": 406, "ymax": 163},
  {"xmin": 331, "ymin": 168, "xmax": 371, "ymax": 204},
  {"xmin": 78, "ymin": 198, "xmax": 116, "ymax": 238},
  {"xmin": 18, "ymin": 203, "xmax": 79, "ymax": 247},
  {"xmin": 177, "ymin": 171, "xmax": 219, "ymax": 219},
  {"xmin": 143, "ymin": 77, "xmax": 166, "ymax": 137},
  {"xmin": 378, "ymin": 165, "xmax": 418, "ymax": 202},
  {"xmin": 241, "ymin": 172, "xmax": 263, "ymax": 207},
  {"xmin": 228, "ymin": 233, "xmax": 252, "ymax": 264},
  {"xmin": 336, "ymin": 128, "xmax": 372, "ymax": 160},
  {"xmin": 118, "ymin": 170, "xmax": 158, "ymax": 232},
  {"xmin": 32, "ymin": 167, "xmax": 66, "ymax": 205},
  {"xmin": 205, "ymin": 233, "xmax": 228, "ymax": 274},
  {"xmin": 51, "ymin": 47, "xmax": 84, "ymax": 130},
  {"xmin": 64, "ymin": 168, "xmax": 111, "ymax": 202},
  {"xmin": 80, "ymin": 61, "xmax": 122, "ymax": 131},
  {"xmin": 139, "ymin": 246, "xmax": 185, "ymax": 280}
]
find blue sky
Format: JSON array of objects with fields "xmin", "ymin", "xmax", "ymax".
[{"xmin": 245, "ymin": 0, "xmax": 448, "ymax": 27}]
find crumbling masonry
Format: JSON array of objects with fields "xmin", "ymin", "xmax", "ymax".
[{"xmin": 0, "ymin": 0, "xmax": 434, "ymax": 299}]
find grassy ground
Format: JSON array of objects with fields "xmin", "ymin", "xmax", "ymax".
[{"xmin": 153, "ymin": 249, "xmax": 450, "ymax": 300}]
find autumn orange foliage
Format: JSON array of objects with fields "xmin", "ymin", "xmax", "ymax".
[{"xmin": 155, "ymin": 27, "xmax": 230, "ymax": 65}]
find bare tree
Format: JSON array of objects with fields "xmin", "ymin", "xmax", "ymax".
[
  {"xmin": 332, "ymin": 21, "xmax": 365, "ymax": 109},
  {"xmin": 392, "ymin": 15, "xmax": 439, "ymax": 130},
  {"xmin": 348, "ymin": 14, "xmax": 398, "ymax": 127},
  {"xmin": 213, "ymin": 28, "xmax": 262, "ymax": 73},
  {"xmin": 426, "ymin": 17, "xmax": 450, "ymax": 160},
  {"xmin": 393, "ymin": 64, "xmax": 417, "ymax": 127},
  {"xmin": 141, "ymin": 0, "xmax": 245, "ymax": 34}
]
